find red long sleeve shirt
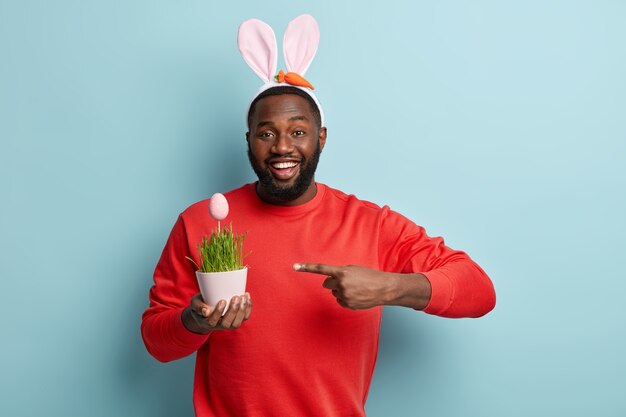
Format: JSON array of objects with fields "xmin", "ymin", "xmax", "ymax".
[{"xmin": 141, "ymin": 183, "xmax": 495, "ymax": 416}]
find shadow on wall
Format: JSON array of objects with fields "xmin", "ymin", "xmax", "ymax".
[
  {"xmin": 366, "ymin": 307, "xmax": 439, "ymax": 415},
  {"xmin": 116, "ymin": 248, "xmax": 196, "ymax": 417}
]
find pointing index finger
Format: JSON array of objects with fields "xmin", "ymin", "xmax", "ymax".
[{"xmin": 293, "ymin": 263, "xmax": 341, "ymax": 276}]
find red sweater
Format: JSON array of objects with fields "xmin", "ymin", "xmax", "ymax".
[{"xmin": 141, "ymin": 183, "xmax": 495, "ymax": 416}]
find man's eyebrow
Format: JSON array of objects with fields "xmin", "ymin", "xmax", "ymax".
[
  {"xmin": 255, "ymin": 115, "xmax": 308, "ymax": 128},
  {"xmin": 256, "ymin": 121, "xmax": 274, "ymax": 128}
]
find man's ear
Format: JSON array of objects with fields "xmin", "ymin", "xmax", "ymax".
[
  {"xmin": 319, "ymin": 127, "xmax": 327, "ymax": 151},
  {"xmin": 246, "ymin": 131, "xmax": 250, "ymax": 143}
]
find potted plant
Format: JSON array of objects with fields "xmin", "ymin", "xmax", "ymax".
[{"xmin": 186, "ymin": 193, "xmax": 248, "ymax": 313}]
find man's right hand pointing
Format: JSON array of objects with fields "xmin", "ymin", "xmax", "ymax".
[{"xmin": 293, "ymin": 262, "xmax": 431, "ymax": 310}]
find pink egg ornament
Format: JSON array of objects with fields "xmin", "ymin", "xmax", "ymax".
[{"xmin": 209, "ymin": 193, "xmax": 229, "ymax": 221}]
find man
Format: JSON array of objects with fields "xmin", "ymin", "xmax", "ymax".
[{"xmin": 141, "ymin": 84, "xmax": 496, "ymax": 416}]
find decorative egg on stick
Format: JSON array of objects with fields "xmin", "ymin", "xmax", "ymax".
[
  {"xmin": 186, "ymin": 191, "xmax": 247, "ymax": 274},
  {"xmin": 209, "ymin": 192, "xmax": 229, "ymax": 233}
]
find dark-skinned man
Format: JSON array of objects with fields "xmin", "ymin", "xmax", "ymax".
[
  {"xmin": 142, "ymin": 14, "xmax": 495, "ymax": 417},
  {"xmin": 142, "ymin": 87, "xmax": 496, "ymax": 416}
]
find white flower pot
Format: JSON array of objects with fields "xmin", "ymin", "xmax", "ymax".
[{"xmin": 196, "ymin": 267, "xmax": 248, "ymax": 314}]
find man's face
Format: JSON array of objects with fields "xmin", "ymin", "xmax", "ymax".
[{"xmin": 246, "ymin": 94, "xmax": 327, "ymax": 204}]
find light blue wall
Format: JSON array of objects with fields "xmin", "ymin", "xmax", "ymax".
[{"xmin": 1, "ymin": 1, "xmax": 625, "ymax": 416}]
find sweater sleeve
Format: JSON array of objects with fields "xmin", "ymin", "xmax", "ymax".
[
  {"xmin": 377, "ymin": 207, "xmax": 496, "ymax": 318},
  {"xmin": 141, "ymin": 215, "xmax": 210, "ymax": 362}
]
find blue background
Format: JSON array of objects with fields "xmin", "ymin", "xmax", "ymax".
[{"xmin": 1, "ymin": 1, "xmax": 625, "ymax": 416}]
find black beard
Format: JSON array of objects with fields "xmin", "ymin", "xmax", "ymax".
[{"xmin": 247, "ymin": 141, "xmax": 321, "ymax": 203}]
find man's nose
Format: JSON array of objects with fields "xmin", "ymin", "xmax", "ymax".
[{"xmin": 271, "ymin": 132, "xmax": 294, "ymax": 154}]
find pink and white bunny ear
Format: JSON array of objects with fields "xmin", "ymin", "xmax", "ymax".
[
  {"xmin": 283, "ymin": 14, "xmax": 320, "ymax": 76},
  {"xmin": 238, "ymin": 19, "xmax": 277, "ymax": 82}
]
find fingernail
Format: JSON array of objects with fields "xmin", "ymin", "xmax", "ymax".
[
  {"xmin": 293, "ymin": 263, "xmax": 301, "ymax": 271},
  {"xmin": 202, "ymin": 308, "xmax": 209, "ymax": 317}
]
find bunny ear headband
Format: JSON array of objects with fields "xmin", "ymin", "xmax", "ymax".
[{"xmin": 238, "ymin": 14, "xmax": 325, "ymax": 127}]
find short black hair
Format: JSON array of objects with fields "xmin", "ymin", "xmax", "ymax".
[{"xmin": 247, "ymin": 86, "xmax": 322, "ymax": 130}]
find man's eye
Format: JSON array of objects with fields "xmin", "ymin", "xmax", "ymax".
[
  {"xmin": 258, "ymin": 132, "xmax": 274, "ymax": 138},
  {"xmin": 293, "ymin": 130, "xmax": 305, "ymax": 136}
]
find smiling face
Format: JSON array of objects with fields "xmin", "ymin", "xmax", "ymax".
[{"xmin": 246, "ymin": 93, "xmax": 327, "ymax": 206}]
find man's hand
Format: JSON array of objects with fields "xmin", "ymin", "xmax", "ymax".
[
  {"xmin": 293, "ymin": 263, "xmax": 432, "ymax": 310},
  {"xmin": 182, "ymin": 293, "xmax": 252, "ymax": 334}
]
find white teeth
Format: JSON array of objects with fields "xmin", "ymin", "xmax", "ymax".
[{"xmin": 272, "ymin": 161, "xmax": 298, "ymax": 169}]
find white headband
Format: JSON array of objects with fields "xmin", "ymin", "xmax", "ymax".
[{"xmin": 238, "ymin": 14, "xmax": 325, "ymax": 127}]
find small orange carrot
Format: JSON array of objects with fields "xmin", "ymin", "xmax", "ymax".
[{"xmin": 274, "ymin": 70, "xmax": 314, "ymax": 90}]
